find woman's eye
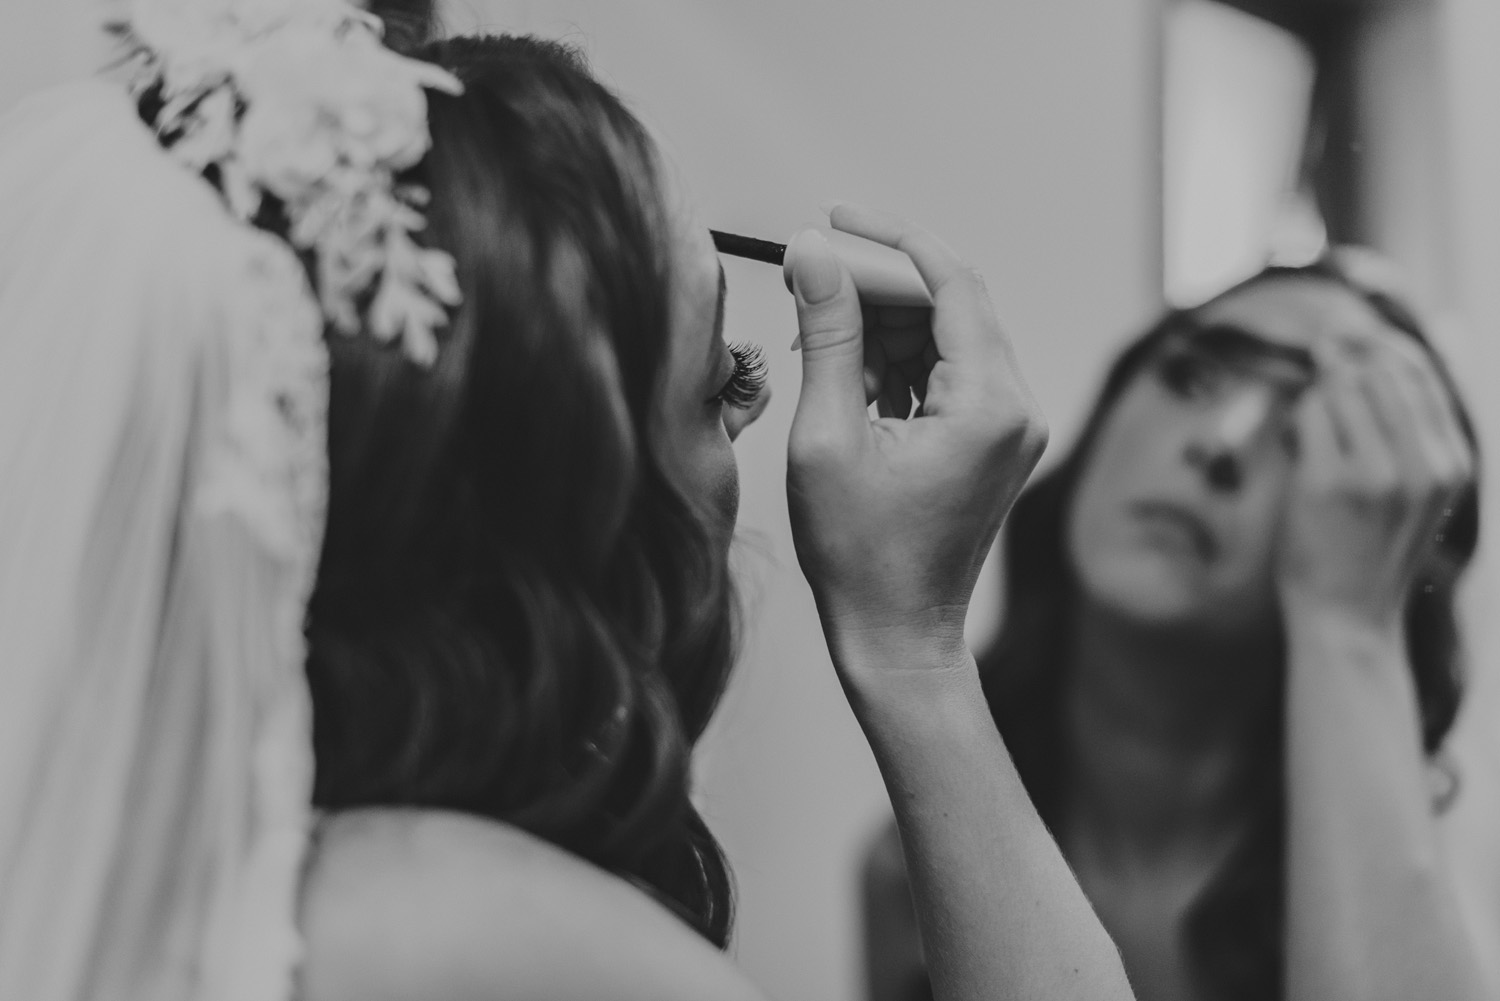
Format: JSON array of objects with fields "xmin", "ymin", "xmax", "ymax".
[
  {"xmin": 712, "ymin": 342, "xmax": 768, "ymax": 410},
  {"xmin": 1156, "ymin": 352, "xmax": 1220, "ymax": 399}
]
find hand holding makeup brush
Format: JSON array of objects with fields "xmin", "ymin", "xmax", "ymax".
[
  {"xmin": 785, "ymin": 204, "xmax": 1048, "ymax": 682},
  {"xmin": 784, "ymin": 208, "xmax": 1137, "ymax": 1001}
]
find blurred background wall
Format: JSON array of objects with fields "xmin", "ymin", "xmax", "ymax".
[{"xmin": 1, "ymin": 2, "xmax": 1495, "ymax": 1000}]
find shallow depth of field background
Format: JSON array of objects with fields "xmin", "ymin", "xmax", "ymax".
[{"xmin": 4, "ymin": 3, "xmax": 1498, "ymax": 999}]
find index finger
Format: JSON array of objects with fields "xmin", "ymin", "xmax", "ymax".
[
  {"xmin": 828, "ymin": 202, "xmax": 1006, "ymax": 366},
  {"xmin": 829, "ymin": 203, "xmax": 968, "ymax": 293}
]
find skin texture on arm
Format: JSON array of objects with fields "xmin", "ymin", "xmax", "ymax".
[
  {"xmin": 854, "ymin": 652, "xmax": 1133, "ymax": 1001},
  {"xmin": 1278, "ymin": 330, "xmax": 1495, "ymax": 1001},
  {"xmin": 1283, "ymin": 614, "xmax": 1495, "ymax": 1001},
  {"xmin": 786, "ymin": 204, "xmax": 1135, "ymax": 1001}
]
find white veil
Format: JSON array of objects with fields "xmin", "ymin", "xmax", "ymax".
[{"xmin": 0, "ymin": 79, "xmax": 328, "ymax": 1001}]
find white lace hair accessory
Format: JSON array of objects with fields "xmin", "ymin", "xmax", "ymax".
[{"xmin": 119, "ymin": 0, "xmax": 463, "ymax": 364}]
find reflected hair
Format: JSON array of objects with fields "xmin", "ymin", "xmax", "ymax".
[
  {"xmin": 980, "ymin": 260, "xmax": 1481, "ymax": 1001},
  {"xmin": 304, "ymin": 35, "xmax": 736, "ymax": 945}
]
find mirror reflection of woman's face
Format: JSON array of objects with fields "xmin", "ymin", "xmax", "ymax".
[
  {"xmin": 650, "ymin": 159, "xmax": 770, "ymax": 553},
  {"xmin": 1065, "ymin": 278, "xmax": 1387, "ymax": 636}
]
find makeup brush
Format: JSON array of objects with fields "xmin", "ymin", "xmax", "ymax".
[{"xmin": 711, "ymin": 229, "xmax": 933, "ymax": 308}]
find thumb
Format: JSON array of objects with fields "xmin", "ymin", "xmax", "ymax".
[{"xmin": 790, "ymin": 229, "xmax": 868, "ymax": 441}]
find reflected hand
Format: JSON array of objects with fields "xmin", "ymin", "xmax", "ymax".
[
  {"xmin": 785, "ymin": 204, "xmax": 1048, "ymax": 676},
  {"xmin": 1276, "ymin": 326, "xmax": 1473, "ymax": 632}
]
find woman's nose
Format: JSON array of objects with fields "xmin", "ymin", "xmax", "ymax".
[
  {"xmin": 724, "ymin": 384, "xmax": 771, "ymax": 441},
  {"xmin": 1182, "ymin": 384, "xmax": 1279, "ymax": 493}
]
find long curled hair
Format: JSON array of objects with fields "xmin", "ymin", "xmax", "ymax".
[
  {"xmin": 981, "ymin": 260, "xmax": 1482, "ymax": 1000},
  {"xmin": 304, "ymin": 35, "xmax": 737, "ymax": 945}
]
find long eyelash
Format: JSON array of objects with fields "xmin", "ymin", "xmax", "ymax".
[{"xmin": 717, "ymin": 342, "xmax": 768, "ymax": 409}]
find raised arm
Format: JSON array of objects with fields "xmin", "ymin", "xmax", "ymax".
[
  {"xmin": 786, "ymin": 204, "xmax": 1134, "ymax": 1001},
  {"xmin": 1278, "ymin": 328, "xmax": 1496, "ymax": 1001}
]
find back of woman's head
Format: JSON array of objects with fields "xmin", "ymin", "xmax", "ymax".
[
  {"xmin": 304, "ymin": 34, "xmax": 736, "ymax": 945},
  {"xmin": 981, "ymin": 255, "xmax": 1482, "ymax": 999}
]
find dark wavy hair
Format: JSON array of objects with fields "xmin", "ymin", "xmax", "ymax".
[
  {"xmin": 366, "ymin": 0, "xmax": 439, "ymax": 54},
  {"xmin": 981, "ymin": 259, "xmax": 1482, "ymax": 1000},
  {"xmin": 303, "ymin": 35, "xmax": 737, "ymax": 946}
]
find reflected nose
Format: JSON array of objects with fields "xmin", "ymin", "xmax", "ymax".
[
  {"xmin": 724, "ymin": 384, "xmax": 771, "ymax": 441},
  {"xmin": 1183, "ymin": 384, "xmax": 1278, "ymax": 493},
  {"xmin": 1185, "ymin": 446, "xmax": 1242, "ymax": 492}
]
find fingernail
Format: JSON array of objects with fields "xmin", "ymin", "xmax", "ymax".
[
  {"xmin": 791, "ymin": 229, "xmax": 841, "ymax": 304},
  {"xmin": 818, "ymin": 200, "xmax": 844, "ymax": 218},
  {"xmin": 789, "ymin": 332, "xmax": 803, "ymax": 351}
]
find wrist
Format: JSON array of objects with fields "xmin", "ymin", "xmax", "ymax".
[
  {"xmin": 814, "ymin": 586, "xmax": 970, "ymax": 640},
  {"xmin": 1277, "ymin": 584, "xmax": 1404, "ymax": 644},
  {"xmin": 828, "ymin": 633, "xmax": 985, "ymax": 726},
  {"xmin": 819, "ymin": 605, "xmax": 970, "ymax": 676},
  {"xmin": 1281, "ymin": 599, "xmax": 1408, "ymax": 676}
]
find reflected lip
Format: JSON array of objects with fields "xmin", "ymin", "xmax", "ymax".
[{"xmin": 1128, "ymin": 500, "xmax": 1218, "ymax": 561}]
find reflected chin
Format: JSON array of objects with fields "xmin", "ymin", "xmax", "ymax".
[{"xmin": 1074, "ymin": 550, "xmax": 1214, "ymax": 625}]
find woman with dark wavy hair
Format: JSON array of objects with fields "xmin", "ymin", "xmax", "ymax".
[
  {"xmin": 863, "ymin": 253, "xmax": 1494, "ymax": 1001},
  {"xmin": 290, "ymin": 33, "xmax": 1136, "ymax": 1001},
  {"xmin": 0, "ymin": 0, "xmax": 1142, "ymax": 988}
]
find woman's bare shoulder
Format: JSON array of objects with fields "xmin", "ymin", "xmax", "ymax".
[{"xmin": 300, "ymin": 807, "xmax": 766, "ymax": 1001}]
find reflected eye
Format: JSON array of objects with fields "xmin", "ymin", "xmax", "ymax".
[
  {"xmin": 1157, "ymin": 351, "xmax": 1222, "ymax": 399},
  {"xmin": 713, "ymin": 342, "xmax": 768, "ymax": 409}
]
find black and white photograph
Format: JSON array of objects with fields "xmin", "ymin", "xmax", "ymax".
[{"xmin": 1, "ymin": 1, "xmax": 1498, "ymax": 999}]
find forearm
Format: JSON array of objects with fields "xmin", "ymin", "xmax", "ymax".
[
  {"xmin": 1283, "ymin": 610, "xmax": 1492, "ymax": 1001},
  {"xmin": 835, "ymin": 632, "xmax": 1134, "ymax": 1001}
]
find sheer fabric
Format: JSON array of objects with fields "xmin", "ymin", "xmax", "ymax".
[{"xmin": 0, "ymin": 81, "xmax": 328, "ymax": 1001}]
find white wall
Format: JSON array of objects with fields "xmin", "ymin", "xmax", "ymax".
[{"xmin": 1162, "ymin": 0, "xmax": 1318, "ymax": 306}]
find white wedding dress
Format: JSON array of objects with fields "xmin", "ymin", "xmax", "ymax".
[{"xmin": 0, "ymin": 79, "xmax": 328, "ymax": 1001}]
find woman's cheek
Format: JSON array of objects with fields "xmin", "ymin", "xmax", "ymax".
[
  {"xmin": 704, "ymin": 429, "xmax": 741, "ymax": 539},
  {"xmin": 661, "ymin": 417, "xmax": 742, "ymax": 549}
]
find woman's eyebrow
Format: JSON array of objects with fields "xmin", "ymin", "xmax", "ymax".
[
  {"xmin": 704, "ymin": 262, "xmax": 727, "ymax": 375},
  {"xmin": 713, "ymin": 263, "xmax": 727, "ymax": 342},
  {"xmin": 701, "ymin": 262, "xmax": 730, "ymax": 388},
  {"xmin": 1191, "ymin": 322, "xmax": 1315, "ymax": 373}
]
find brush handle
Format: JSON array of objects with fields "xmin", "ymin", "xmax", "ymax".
[{"xmin": 783, "ymin": 229, "xmax": 933, "ymax": 308}]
